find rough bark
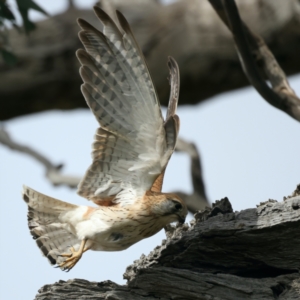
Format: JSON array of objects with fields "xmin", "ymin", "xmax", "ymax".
[
  {"xmin": 35, "ymin": 190, "xmax": 300, "ymax": 300},
  {"xmin": 1, "ymin": 0, "xmax": 300, "ymax": 121}
]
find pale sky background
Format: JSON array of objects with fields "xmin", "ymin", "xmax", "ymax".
[{"xmin": 1, "ymin": 1, "xmax": 300, "ymax": 299}]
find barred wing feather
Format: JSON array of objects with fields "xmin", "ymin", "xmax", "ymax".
[{"xmin": 76, "ymin": 7, "xmax": 179, "ymax": 205}]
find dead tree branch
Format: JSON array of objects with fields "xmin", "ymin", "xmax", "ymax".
[
  {"xmin": 175, "ymin": 138, "xmax": 210, "ymax": 212},
  {"xmin": 0, "ymin": 127, "xmax": 80, "ymax": 187},
  {"xmin": 35, "ymin": 194, "xmax": 300, "ymax": 299},
  {"xmin": 209, "ymin": 0, "xmax": 300, "ymax": 121}
]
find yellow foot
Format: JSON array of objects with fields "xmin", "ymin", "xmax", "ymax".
[{"xmin": 59, "ymin": 246, "xmax": 82, "ymax": 272}]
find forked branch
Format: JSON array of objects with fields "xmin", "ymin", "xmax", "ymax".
[
  {"xmin": 208, "ymin": 0, "xmax": 300, "ymax": 121},
  {"xmin": 0, "ymin": 127, "xmax": 81, "ymax": 188}
]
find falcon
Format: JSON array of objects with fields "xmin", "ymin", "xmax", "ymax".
[{"xmin": 22, "ymin": 6, "xmax": 187, "ymax": 271}]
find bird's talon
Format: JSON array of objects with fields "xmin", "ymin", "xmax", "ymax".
[
  {"xmin": 58, "ymin": 246, "xmax": 84, "ymax": 271},
  {"xmin": 59, "ymin": 253, "xmax": 72, "ymax": 258}
]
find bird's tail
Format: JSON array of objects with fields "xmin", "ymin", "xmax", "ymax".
[{"xmin": 22, "ymin": 185, "xmax": 81, "ymax": 267}]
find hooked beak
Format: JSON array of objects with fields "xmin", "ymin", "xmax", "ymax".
[{"xmin": 178, "ymin": 215, "xmax": 186, "ymax": 224}]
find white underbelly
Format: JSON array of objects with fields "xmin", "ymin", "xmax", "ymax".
[{"xmin": 71, "ymin": 205, "xmax": 162, "ymax": 251}]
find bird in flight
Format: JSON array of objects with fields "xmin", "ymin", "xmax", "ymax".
[{"xmin": 22, "ymin": 6, "xmax": 187, "ymax": 271}]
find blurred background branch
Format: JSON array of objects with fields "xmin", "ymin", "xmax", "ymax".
[
  {"xmin": 0, "ymin": 0, "xmax": 48, "ymax": 65},
  {"xmin": 0, "ymin": 126, "xmax": 80, "ymax": 187},
  {"xmin": 208, "ymin": 0, "xmax": 300, "ymax": 121},
  {"xmin": 175, "ymin": 138, "xmax": 209, "ymax": 213},
  {"xmin": 1, "ymin": 0, "xmax": 300, "ymax": 120}
]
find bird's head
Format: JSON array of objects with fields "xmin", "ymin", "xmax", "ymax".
[{"xmin": 149, "ymin": 192, "xmax": 188, "ymax": 225}]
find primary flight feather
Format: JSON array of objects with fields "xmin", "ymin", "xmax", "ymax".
[{"xmin": 22, "ymin": 6, "xmax": 187, "ymax": 271}]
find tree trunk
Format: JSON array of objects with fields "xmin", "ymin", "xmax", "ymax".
[
  {"xmin": 35, "ymin": 191, "xmax": 300, "ymax": 300},
  {"xmin": 1, "ymin": 0, "xmax": 300, "ymax": 120}
]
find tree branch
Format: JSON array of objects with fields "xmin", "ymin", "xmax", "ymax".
[
  {"xmin": 1, "ymin": 0, "xmax": 300, "ymax": 120},
  {"xmin": 208, "ymin": 0, "xmax": 300, "ymax": 121},
  {"xmin": 175, "ymin": 137, "xmax": 210, "ymax": 212},
  {"xmin": 0, "ymin": 127, "xmax": 80, "ymax": 187}
]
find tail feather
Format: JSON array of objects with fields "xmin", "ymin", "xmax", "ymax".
[{"xmin": 22, "ymin": 186, "xmax": 81, "ymax": 267}]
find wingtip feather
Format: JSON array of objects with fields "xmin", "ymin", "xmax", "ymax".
[
  {"xmin": 77, "ymin": 17, "xmax": 85, "ymax": 27},
  {"xmin": 166, "ymin": 56, "xmax": 180, "ymax": 119},
  {"xmin": 76, "ymin": 48, "xmax": 87, "ymax": 63},
  {"xmin": 78, "ymin": 18, "xmax": 101, "ymax": 34},
  {"xmin": 93, "ymin": 5, "xmax": 115, "ymax": 26},
  {"xmin": 77, "ymin": 18, "xmax": 90, "ymax": 29},
  {"xmin": 78, "ymin": 30, "xmax": 89, "ymax": 46},
  {"xmin": 79, "ymin": 65, "xmax": 94, "ymax": 85},
  {"xmin": 76, "ymin": 48, "xmax": 86, "ymax": 57},
  {"xmin": 116, "ymin": 10, "xmax": 131, "ymax": 34}
]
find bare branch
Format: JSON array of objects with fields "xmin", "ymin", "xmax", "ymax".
[
  {"xmin": 0, "ymin": 127, "xmax": 81, "ymax": 188},
  {"xmin": 2, "ymin": 1, "xmax": 300, "ymax": 120},
  {"xmin": 208, "ymin": 0, "xmax": 300, "ymax": 122},
  {"xmin": 98, "ymin": 0, "xmax": 119, "ymax": 24},
  {"xmin": 175, "ymin": 137, "xmax": 210, "ymax": 212}
]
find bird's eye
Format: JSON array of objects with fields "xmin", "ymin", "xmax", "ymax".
[{"xmin": 175, "ymin": 203, "xmax": 182, "ymax": 211}]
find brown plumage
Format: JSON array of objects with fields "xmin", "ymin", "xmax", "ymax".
[{"xmin": 22, "ymin": 7, "xmax": 186, "ymax": 272}]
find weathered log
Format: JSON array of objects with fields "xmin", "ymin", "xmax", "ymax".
[
  {"xmin": 1, "ymin": 0, "xmax": 300, "ymax": 120},
  {"xmin": 35, "ymin": 192, "xmax": 300, "ymax": 300}
]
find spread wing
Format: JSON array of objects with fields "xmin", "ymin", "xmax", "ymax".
[{"xmin": 76, "ymin": 7, "xmax": 179, "ymax": 205}]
